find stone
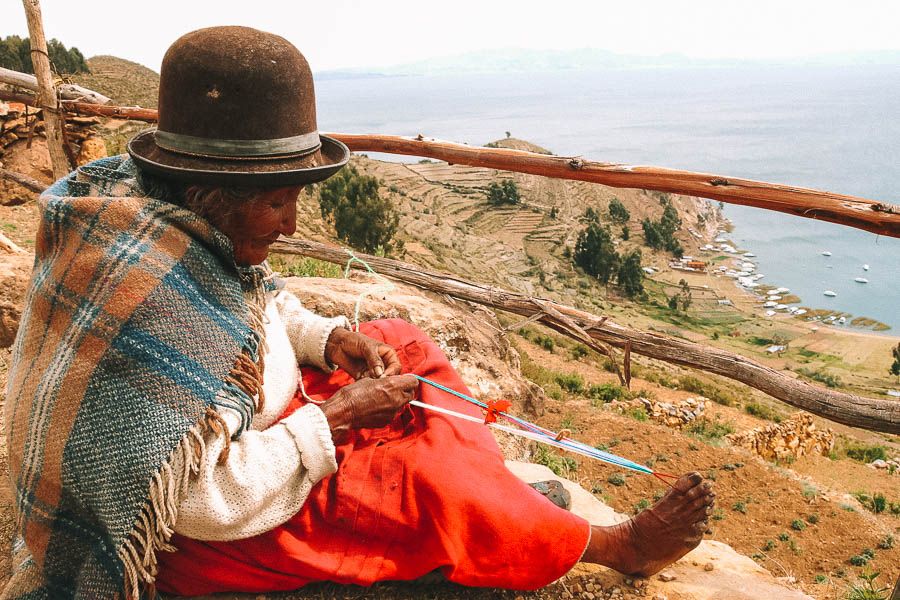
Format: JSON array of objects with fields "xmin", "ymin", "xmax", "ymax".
[
  {"xmin": 658, "ymin": 570, "xmax": 677, "ymax": 582},
  {"xmin": 75, "ymin": 136, "xmax": 108, "ymax": 166},
  {"xmin": 869, "ymin": 459, "xmax": 888, "ymax": 469},
  {"xmin": 704, "ymin": 562, "xmax": 715, "ymax": 571}
]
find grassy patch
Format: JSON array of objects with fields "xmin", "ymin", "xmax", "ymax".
[
  {"xmin": 744, "ymin": 401, "xmax": 783, "ymax": 422},
  {"xmin": 797, "ymin": 367, "xmax": 842, "ymax": 388},
  {"xmin": 532, "ymin": 445, "xmax": 578, "ymax": 477},
  {"xmin": 269, "ymin": 255, "xmax": 343, "ymax": 278},
  {"xmin": 687, "ymin": 417, "xmax": 735, "ymax": 444},
  {"xmin": 676, "ymin": 375, "xmax": 737, "ymax": 406},
  {"xmin": 840, "ymin": 440, "xmax": 887, "ymax": 463}
]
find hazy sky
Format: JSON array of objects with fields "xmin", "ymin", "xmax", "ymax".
[{"xmin": 5, "ymin": 1, "xmax": 900, "ymax": 72}]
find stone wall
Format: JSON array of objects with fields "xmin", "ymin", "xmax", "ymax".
[{"xmin": 727, "ymin": 413, "xmax": 834, "ymax": 461}]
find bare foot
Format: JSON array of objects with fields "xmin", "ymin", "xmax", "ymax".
[{"xmin": 583, "ymin": 472, "xmax": 715, "ymax": 576}]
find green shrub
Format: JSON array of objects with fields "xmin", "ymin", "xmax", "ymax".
[
  {"xmin": 687, "ymin": 418, "xmax": 735, "ymax": 442},
  {"xmin": 877, "ymin": 535, "xmax": 894, "ymax": 550},
  {"xmin": 533, "ymin": 445, "xmax": 578, "ymax": 477},
  {"xmin": 570, "ymin": 344, "xmax": 589, "ymax": 360},
  {"xmin": 806, "ymin": 514, "xmax": 819, "ymax": 524},
  {"xmin": 791, "ymin": 519, "xmax": 806, "ymax": 531},
  {"xmin": 626, "ymin": 407, "xmax": 648, "ymax": 422},
  {"xmin": 744, "ymin": 402, "xmax": 782, "ymax": 422},
  {"xmin": 732, "ymin": 501, "xmax": 748, "ymax": 514},
  {"xmin": 846, "ymin": 569, "xmax": 891, "ymax": 600},
  {"xmin": 607, "ymin": 473, "xmax": 626, "ymax": 486},
  {"xmin": 587, "ymin": 384, "xmax": 627, "ymax": 404},
  {"xmin": 268, "ymin": 255, "xmax": 342, "ymax": 279},
  {"xmin": 677, "ymin": 375, "xmax": 736, "ymax": 406},
  {"xmin": 849, "ymin": 554, "xmax": 869, "ymax": 567},
  {"xmin": 554, "ymin": 373, "xmax": 585, "ymax": 395},
  {"xmin": 843, "ymin": 442, "xmax": 887, "ymax": 463},
  {"xmin": 762, "ymin": 540, "xmax": 776, "ymax": 551},
  {"xmin": 778, "ymin": 532, "xmax": 790, "ymax": 542}
]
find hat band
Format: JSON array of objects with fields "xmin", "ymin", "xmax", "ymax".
[{"xmin": 154, "ymin": 129, "xmax": 321, "ymax": 158}]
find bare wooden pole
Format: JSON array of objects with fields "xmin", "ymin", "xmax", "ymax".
[
  {"xmin": 21, "ymin": 0, "xmax": 71, "ymax": 179},
  {"xmin": 0, "ymin": 67, "xmax": 110, "ymax": 104},
  {"xmin": 2, "ymin": 94, "xmax": 898, "ymax": 238},
  {"xmin": 271, "ymin": 238, "xmax": 900, "ymax": 434}
]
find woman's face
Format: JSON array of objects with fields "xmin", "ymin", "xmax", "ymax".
[{"xmin": 221, "ymin": 186, "xmax": 301, "ymax": 266}]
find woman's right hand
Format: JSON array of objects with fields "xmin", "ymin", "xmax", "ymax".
[{"xmin": 320, "ymin": 374, "xmax": 419, "ymax": 441}]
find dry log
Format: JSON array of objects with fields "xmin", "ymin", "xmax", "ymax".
[
  {"xmin": 0, "ymin": 167, "xmax": 45, "ymax": 193},
  {"xmin": 271, "ymin": 238, "xmax": 900, "ymax": 434},
  {"xmin": 4, "ymin": 97, "xmax": 897, "ymax": 238},
  {"xmin": 21, "ymin": 0, "xmax": 70, "ymax": 179},
  {"xmin": 0, "ymin": 232, "xmax": 26, "ymax": 254},
  {"xmin": 0, "ymin": 67, "xmax": 110, "ymax": 104}
]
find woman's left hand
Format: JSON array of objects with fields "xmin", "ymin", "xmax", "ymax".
[{"xmin": 324, "ymin": 328, "xmax": 402, "ymax": 379}]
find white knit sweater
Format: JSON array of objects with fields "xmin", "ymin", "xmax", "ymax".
[{"xmin": 174, "ymin": 289, "xmax": 349, "ymax": 541}]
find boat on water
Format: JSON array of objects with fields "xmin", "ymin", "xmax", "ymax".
[
  {"xmin": 823, "ymin": 290, "xmax": 837, "ymax": 297},
  {"xmin": 743, "ymin": 252, "xmax": 756, "ymax": 258},
  {"xmin": 765, "ymin": 310, "xmax": 776, "ymax": 317},
  {"xmin": 776, "ymin": 287, "xmax": 790, "ymax": 293},
  {"xmin": 821, "ymin": 251, "xmax": 832, "ymax": 257},
  {"xmin": 794, "ymin": 309, "xmax": 807, "ymax": 315},
  {"xmin": 854, "ymin": 277, "xmax": 869, "ymax": 283},
  {"xmin": 863, "ymin": 264, "xmax": 870, "ymax": 271},
  {"xmin": 763, "ymin": 301, "xmax": 777, "ymax": 308}
]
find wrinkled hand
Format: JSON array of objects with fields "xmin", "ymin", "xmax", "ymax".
[
  {"xmin": 321, "ymin": 374, "xmax": 419, "ymax": 441},
  {"xmin": 324, "ymin": 328, "xmax": 402, "ymax": 379}
]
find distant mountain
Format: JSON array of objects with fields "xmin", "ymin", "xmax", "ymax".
[{"xmin": 316, "ymin": 47, "xmax": 900, "ymax": 79}]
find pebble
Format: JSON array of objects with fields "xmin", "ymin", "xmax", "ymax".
[
  {"xmin": 585, "ymin": 582, "xmax": 595, "ymax": 592},
  {"xmin": 704, "ymin": 562, "xmax": 715, "ymax": 572},
  {"xmin": 583, "ymin": 593, "xmax": 595, "ymax": 600},
  {"xmin": 653, "ymin": 595, "xmax": 669, "ymax": 600},
  {"xmin": 658, "ymin": 570, "xmax": 677, "ymax": 582}
]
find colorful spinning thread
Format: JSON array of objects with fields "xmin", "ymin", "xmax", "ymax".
[
  {"xmin": 335, "ymin": 249, "xmax": 679, "ymax": 487},
  {"xmin": 410, "ymin": 374, "xmax": 679, "ymax": 487}
]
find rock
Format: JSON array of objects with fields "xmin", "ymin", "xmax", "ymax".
[
  {"xmin": 652, "ymin": 595, "xmax": 668, "ymax": 600},
  {"xmin": 0, "ymin": 252, "xmax": 33, "ymax": 348},
  {"xmin": 76, "ymin": 136, "xmax": 107, "ymax": 166},
  {"xmin": 658, "ymin": 570, "xmax": 677, "ymax": 582},
  {"xmin": 868, "ymin": 459, "xmax": 889, "ymax": 469},
  {"xmin": 704, "ymin": 562, "xmax": 715, "ymax": 571}
]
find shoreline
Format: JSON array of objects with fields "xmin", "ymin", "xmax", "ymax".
[{"xmin": 707, "ymin": 219, "xmax": 895, "ymax": 339}]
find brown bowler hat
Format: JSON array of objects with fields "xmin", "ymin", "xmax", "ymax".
[{"xmin": 128, "ymin": 26, "xmax": 348, "ymax": 186}]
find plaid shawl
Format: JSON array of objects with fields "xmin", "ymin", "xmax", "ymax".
[{"xmin": 3, "ymin": 156, "xmax": 268, "ymax": 599}]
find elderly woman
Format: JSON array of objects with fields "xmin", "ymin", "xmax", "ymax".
[{"xmin": 2, "ymin": 27, "xmax": 714, "ymax": 599}]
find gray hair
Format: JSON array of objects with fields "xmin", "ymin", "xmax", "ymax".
[{"xmin": 135, "ymin": 167, "xmax": 263, "ymax": 231}]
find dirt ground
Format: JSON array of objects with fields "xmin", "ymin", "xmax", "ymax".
[{"xmin": 513, "ymin": 334, "xmax": 899, "ymax": 600}]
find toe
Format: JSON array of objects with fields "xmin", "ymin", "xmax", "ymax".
[{"xmin": 674, "ymin": 472, "xmax": 704, "ymax": 494}]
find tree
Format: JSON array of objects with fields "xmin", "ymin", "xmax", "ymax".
[
  {"xmin": 574, "ymin": 222, "xmax": 620, "ymax": 284},
  {"xmin": 319, "ymin": 165, "xmax": 400, "ymax": 254},
  {"xmin": 617, "ymin": 250, "xmax": 644, "ymax": 298},
  {"xmin": 608, "ymin": 197, "xmax": 630, "ymax": 224},
  {"xmin": 582, "ymin": 206, "xmax": 600, "ymax": 223},
  {"xmin": 505, "ymin": 131, "xmax": 511, "ymax": 139},
  {"xmin": 891, "ymin": 343, "xmax": 900, "ymax": 379},
  {"xmin": 641, "ymin": 197, "xmax": 683, "ymax": 258},
  {"xmin": 0, "ymin": 35, "xmax": 89, "ymax": 74},
  {"xmin": 487, "ymin": 179, "xmax": 520, "ymax": 206},
  {"xmin": 621, "ymin": 225, "xmax": 629, "ymax": 241},
  {"xmin": 549, "ymin": 206, "xmax": 559, "ymax": 219}
]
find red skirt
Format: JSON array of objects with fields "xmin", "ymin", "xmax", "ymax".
[{"xmin": 157, "ymin": 319, "xmax": 589, "ymax": 595}]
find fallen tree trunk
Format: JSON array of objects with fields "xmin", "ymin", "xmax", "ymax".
[
  {"xmin": 272, "ymin": 238, "xmax": 900, "ymax": 434},
  {"xmin": 0, "ymin": 167, "xmax": 45, "ymax": 194},
  {"xmin": 0, "ymin": 67, "xmax": 110, "ymax": 104},
  {"xmin": 3, "ymin": 96, "xmax": 897, "ymax": 238}
]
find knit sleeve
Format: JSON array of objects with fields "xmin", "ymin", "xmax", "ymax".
[
  {"xmin": 173, "ymin": 403, "xmax": 338, "ymax": 541},
  {"xmin": 275, "ymin": 290, "xmax": 350, "ymax": 370}
]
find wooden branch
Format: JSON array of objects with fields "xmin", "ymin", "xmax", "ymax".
[
  {"xmin": 21, "ymin": 0, "xmax": 70, "ymax": 179},
  {"xmin": 271, "ymin": 238, "xmax": 900, "ymax": 434},
  {"xmin": 0, "ymin": 166, "xmax": 45, "ymax": 193},
  {"xmin": 331, "ymin": 134, "xmax": 900, "ymax": 239},
  {"xmin": 0, "ymin": 232, "xmax": 26, "ymax": 254},
  {"xmin": 0, "ymin": 67, "xmax": 110, "ymax": 104},
  {"xmin": 6, "ymin": 96, "xmax": 899, "ymax": 237}
]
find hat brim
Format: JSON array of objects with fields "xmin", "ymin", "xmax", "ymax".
[{"xmin": 127, "ymin": 129, "xmax": 349, "ymax": 187}]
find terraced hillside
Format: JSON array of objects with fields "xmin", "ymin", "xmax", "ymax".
[{"xmin": 297, "ymin": 138, "xmax": 723, "ymax": 310}]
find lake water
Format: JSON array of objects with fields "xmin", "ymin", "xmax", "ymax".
[{"xmin": 315, "ymin": 65, "xmax": 900, "ymax": 331}]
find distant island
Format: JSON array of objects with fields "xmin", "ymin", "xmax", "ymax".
[{"xmin": 315, "ymin": 47, "xmax": 900, "ymax": 79}]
